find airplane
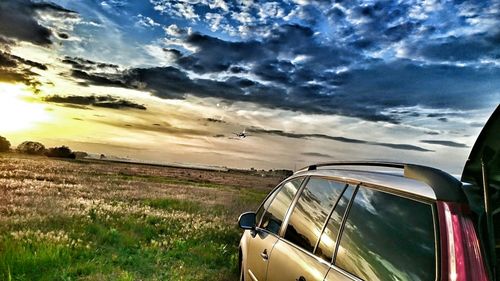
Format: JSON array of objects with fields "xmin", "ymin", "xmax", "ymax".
[{"xmin": 233, "ymin": 129, "xmax": 250, "ymax": 139}]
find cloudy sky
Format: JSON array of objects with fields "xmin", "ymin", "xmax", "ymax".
[{"xmin": 0, "ymin": 0, "xmax": 498, "ymax": 172}]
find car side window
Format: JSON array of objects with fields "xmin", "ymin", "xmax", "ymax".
[
  {"xmin": 335, "ymin": 186, "xmax": 436, "ymax": 281},
  {"xmin": 284, "ymin": 177, "xmax": 347, "ymax": 253},
  {"xmin": 255, "ymin": 186, "xmax": 280, "ymax": 226},
  {"xmin": 315, "ymin": 184, "xmax": 355, "ymax": 261},
  {"xmin": 259, "ymin": 178, "xmax": 302, "ymax": 235}
]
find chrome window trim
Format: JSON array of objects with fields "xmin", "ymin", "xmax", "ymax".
[
  {"xmin": 332, "ymin": 184, "xmax": 360, "ymax": 263},
  {"xmin": 327, "ymin": 264, "xmax": 364, "ymax": 281},
  {"xmin": 432, "ymin": 203, "xmax": 440, "ymax": 281},
  {"xmin": 313, "ymin": 181, "xmax": 349, "ymax": 255},
  {"xmin": 256, "ymin": 176, "xmax": 305, "ymax": 228},
  {"xmin": 278, "ymin": 176, "xmax": 310, "ymax": 237}
]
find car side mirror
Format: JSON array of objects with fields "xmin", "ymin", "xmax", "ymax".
[{"xmin": 238, "ymin": 212, "xmax": 256, "ymax": 230}]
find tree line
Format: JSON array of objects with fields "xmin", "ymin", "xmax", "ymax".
[{"xmin": 0, "ymin": 135, "xmax": 85, "ymax": 159}]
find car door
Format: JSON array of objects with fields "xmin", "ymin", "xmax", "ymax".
[
  {"xmin": 245, "ymin": 178, "xmax": 303, "ymax": 281},
  {"xmin": 461, "ymin": 104, "xmax": 499, "ymax": 279},
  {"xmin": 265, "ymin": 177, "xmax": 353, "ymax": 281}
]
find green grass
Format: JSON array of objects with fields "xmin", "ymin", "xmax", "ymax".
[
  {"xmin": 144, "ymin": 198, "xmax": 203, "ymax": 213},
  {"xmin": 115, "ymin": 173, "xmax": 236, "ymax": 190},
  {"xmin": 0, "ymin": 155, "xmax": 280, "ymax": 280},
  {"xmin": 0, "ymin": 212, "xmax": 240, "ymax": 281}
]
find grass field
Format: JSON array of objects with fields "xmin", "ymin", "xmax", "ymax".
[{"xmin": 0, "ymin": 154, "xmax": 285, "ymax": 281}]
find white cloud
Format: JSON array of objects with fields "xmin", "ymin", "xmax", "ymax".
[
  {"xmin": 258, "ymin": 2, "xmax": 285, "ymax": 20},
  {"xmin": 163, "ymin": 24, "xmax": 186, "ymax": 37},
  {"xmin": 135, "ymin": 14, "xmax": 160, "ymax": 28},
  {"xmin": 231, "ymin": 11, "xmax": 254, "ymax": 24},
  {"xmin": 173, "ymin": 2, "xmax": 200, "ymax": 21},
  {"xmin": 207, "ymin": 0, "xmax": 229, "ymax": 12},
  {"xmin": 205, "ymin": 13, "xmax": 224, "ymax": 31}
]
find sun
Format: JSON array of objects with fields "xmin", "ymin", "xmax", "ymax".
[{"xmin": 0, "ymin": 83, "xmax": 52, "ymax": 133}]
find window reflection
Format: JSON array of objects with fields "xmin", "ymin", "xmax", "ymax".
[
  {"xmin": 316, "ymin": 185, "xmax": 354, "ymax": 261},
  {"xmin": 284, "ymin": 177, "xmax": 346, "ymax": 252},
  {"xmin": 335, "ymin": 187, "xmax": 435, "ymax": 281},
  {"xmin": 260, "ymin": 179, "xmax": 302, "ymax": 235}
]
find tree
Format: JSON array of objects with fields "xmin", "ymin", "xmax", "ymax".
[
  {"xmin": 17, "ymin": 141, "xmax": 46, "ymax": 155},
  {"xmin": 45, "ymin": 146, "xmax": 76, "ymax": 159},
  {"xmin": 0, "ymin": 136, "xmax": 10, "ymax": 152}
]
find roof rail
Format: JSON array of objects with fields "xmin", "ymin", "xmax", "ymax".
[
  {"xmin": 299, "ymin": 161, "xmax": 405, "ymax": 172},
  {"xmin": 296, "ymin": 161, "xmax": 465, "ymax": 202}
]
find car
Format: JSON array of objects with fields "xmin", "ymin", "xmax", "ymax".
[{"xmin": 238, "ymin": 105, "xmax": 499, "ymax": 281}]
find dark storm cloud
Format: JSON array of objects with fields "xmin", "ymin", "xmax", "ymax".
[
  {"xmin": 409, "ymin": 33, "xmax": 500, "ymax": 62},
  {"xmin": 0, "ymin": 52, "xmax": 47, "ymax": 70},
  {"xmin": 0, "ymin": 52, "xmax": 45, "ymax": 89},
  {"xmin": 71, "ymin": 70, "xmax": 125, "ymax": 87},
  {"xmin": 43, "ymin": 95, "xmax": 147, "ymax": 110},
  {"xmin": 0, "ymin": 0, "xmax": 77, "ymax": 46},
  {"xmin": 0, "ymin": 1, "xmax": 76, "ymax": 90},
  {"xmin": 52, "ymin": 1, "xmax": 498, "ymax": 124},
  {"xmin": 62, "ymin": 56, "xmax": 119, "ymax": 71},
  {"xmin": 177, "ymin": 25, "xmax": 353, "ymax": 75},
  {"xmin": 301, "ymin": 152, "xmax": 332, "ymax": 158},
  {"xmin": 337, "ymin": 61, "xmax": 500, "ymax": 112},
  {"xmin": 70, "ymin": 52, "xmax": 499, "ymax": 123},
  {"xmin": 0, "ymin": 68, "xmax": 40, "ymax": 88},
  {"xmin": 247, "ymin": 127, "xmax": 432, "ymax": 152},
  {"xmin": 420, "ymin": 140, "xmax": 469, "ymax": 148},
  {"xmin": 205, "ymin": 118, "xmax": 226, "ymax": 123},
  {"xmin": 95, "ymin": 119, "xmax": 210, "ymax": 137}
]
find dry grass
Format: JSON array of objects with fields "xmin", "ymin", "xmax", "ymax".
[{"xmin": 0, "ymin": 153, "xmax": 284, "ymax": 281}]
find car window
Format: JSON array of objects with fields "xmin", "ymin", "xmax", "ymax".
[
  {"xmin": 259, "ymin": 178, "xmax": 302, "ymax": 235},
  {"xmin": 335, "ymin": 186, "xmax": 435, "ymax": 281},
  {"xmin": 255, "ymin": 184, "xmax": 281, "ymax": 226},
  {"xmin": 284, "ymin": 177, "xmax": 347, "ymax": 253},
  {"xmin": 315, "ymin": 184, "xmax": 355, "ymax": 261}
]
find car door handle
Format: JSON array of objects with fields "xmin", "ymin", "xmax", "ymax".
[
  {"xmin": 260, "ymin": 249, "xmax": 268, "ymax": 260},
  {"xmin": 296, "ymin": 276, "xmax": 306, "ymax": 281}
]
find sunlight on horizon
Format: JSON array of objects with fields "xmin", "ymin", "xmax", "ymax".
[{"xmin": 0, "ymin": 83, "xmax": 52, "ymax": 133}]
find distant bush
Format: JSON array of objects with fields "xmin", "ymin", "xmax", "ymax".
[
  {"xmin": 74, "ymin": 151, "xmax": 88, "ymax": 159},
  {"xmin": 17, "ymin": 141, "xmax": 46, "ymax": 155},
  {"xmin": 45, "ymin": 146, "xmax": 76, "ymax": 159},
  {"xmin": 0, "ymin": 136, "xmax": 10, "ymax": 152}
]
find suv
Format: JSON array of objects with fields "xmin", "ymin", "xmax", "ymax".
[{"xmin": 238, "ymin": 106, "xmax": 499, "ymax": 281}]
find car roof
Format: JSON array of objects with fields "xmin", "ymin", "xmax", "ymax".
[{"xmin": 292, "ymin": 162, "xmax": 465, "ymax": 202}]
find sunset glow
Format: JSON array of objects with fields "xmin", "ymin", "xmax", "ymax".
[{"xmin": 0, "ymin": 83, "xmax": 51, "ymax": 133}]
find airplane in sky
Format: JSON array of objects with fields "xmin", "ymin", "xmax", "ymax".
[{"xmin": 233, "ymin": 129, "xmax": 249, "ymax": 139}]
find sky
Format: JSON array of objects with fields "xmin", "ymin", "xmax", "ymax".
[{"xmin": 0, "ymin": 0, "xmax": 498, "ymax": 172}]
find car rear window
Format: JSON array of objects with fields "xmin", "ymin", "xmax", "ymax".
[
  {"xmin": 334, "ymin": 186, "xmax": 436, "ymax": 281},
  {"xmin": 284, "ymin": 177, "xmax": 346, "ymax": 252},
  {"xmin": 259, "ymin": 178, "xmax": 302, "ymax": 235}
]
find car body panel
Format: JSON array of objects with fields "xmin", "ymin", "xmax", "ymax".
[
  {"xmin": 324, "ymin": 266, "xmax": 362, "ymax": 281},
  {"xmin": 243, "ymin": 229, "xmax": 279, "ymax": 281},
  {"xmin": 266, "ymin": 239, "xmax": 330, "ymax": 281}
]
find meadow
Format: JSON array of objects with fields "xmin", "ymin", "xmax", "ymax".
[{"xmin": 0, "ymin": 154, "xmax": 286, "ymax": 281}]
